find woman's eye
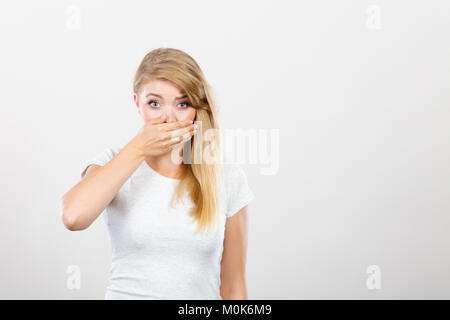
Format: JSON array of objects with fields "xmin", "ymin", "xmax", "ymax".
[
  {"xmin": 148, "ymin": 100, "xmax": 190, "ymax": 108},
  {"xmin": 178, "ymin": 102, "xmax": 190, "ymax": 108},
  {"xmin": 148, "ymin": 100, "xmax": 159, "ymax": 108}
]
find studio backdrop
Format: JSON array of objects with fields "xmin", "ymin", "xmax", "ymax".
[{"xmin": 0, "ymin": 0, "xmax": 449, "ymax": 299}]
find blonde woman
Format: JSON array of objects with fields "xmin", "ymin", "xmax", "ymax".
[{"xmin": 60, "ymin": 48, "xmax": 255, "ymax": 300}]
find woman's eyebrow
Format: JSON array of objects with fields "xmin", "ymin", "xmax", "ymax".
[{"xmin": 145, "ymin": 93, "xmax": 188, "ymax": 99}]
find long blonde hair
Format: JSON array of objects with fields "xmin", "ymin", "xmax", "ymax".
[{"xmin": 133, "ymin": 48, "xmax": 223, "ymax": 234}]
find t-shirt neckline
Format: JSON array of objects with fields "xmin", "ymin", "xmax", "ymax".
[{"xmin": 141, "ymin": 159, "xmax": 182, "ymax": 183}]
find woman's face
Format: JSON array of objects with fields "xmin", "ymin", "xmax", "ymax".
[{"xmin": 134, "ymin": 78, "xmax": 197, "ymax": 123}]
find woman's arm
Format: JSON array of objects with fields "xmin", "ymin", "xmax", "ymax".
[
  {"xmin": 220, "ymin": 205, "xmax": 249, "ymax": 300},
  {"xmin": 60, "ymin": 141, "xmax": 145, "ymax": 231},
  {"xmin": 60, "ymin": 116, "xmax": 194, "ymax": 231}
]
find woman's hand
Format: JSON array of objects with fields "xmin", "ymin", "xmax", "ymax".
[{"xmin": 129, "ymin": 114, "xmax": 197, "ymax": 158}]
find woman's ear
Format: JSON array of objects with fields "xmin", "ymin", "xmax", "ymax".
[
  {"xmin": 134, "ymin": 92, "xmax": 143, "ymax": 118},
  {"xmin": 133, "ymin": 92, "xmax": 139, "ymax": 108}
]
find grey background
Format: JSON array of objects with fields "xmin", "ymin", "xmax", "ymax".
[{"xmin": 0, "ymin": 0, "xmax": 449, "ymax": 299}]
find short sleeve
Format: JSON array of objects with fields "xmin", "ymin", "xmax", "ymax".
[
  {"xmin": 224, "ymin": 163, "xmax": 255, "ymax": 218},
  {"xmin": 80, "ymin": 147, "xmax": 116, "ymax": 179}
]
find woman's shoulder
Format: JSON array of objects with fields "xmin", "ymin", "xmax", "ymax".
[
  {"xmin": 84, "ymin": 145, "xmax": 124, "ymax": 167},
  {"xmin": 98, "ymin": 145, "xmax": 124, "ymax": 160},
  {"xmin": 109, "ymin": 145, "xmax": 123, "ymax": 157},
  {"xmin": 221, "ymin": 161, "xmax": 255, "ymax": 218}
]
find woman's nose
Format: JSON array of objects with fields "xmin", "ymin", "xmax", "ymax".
[
  {"xmin": 162, "ymin": 110, "xmax": 177, "ymax": 122},
  {"xmin": 164, "ymin": 114, "xmax": 177, "ymax": 123}
]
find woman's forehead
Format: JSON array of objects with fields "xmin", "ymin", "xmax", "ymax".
[{"xmin": 141, "ymin": 78, "xmax": 186, "ymax": 98}]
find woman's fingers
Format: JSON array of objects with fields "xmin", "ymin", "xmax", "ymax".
[
  {"xmin": 136, "ymin": 118, "xmax": 197, "ymax": 156},
  {"xmin": 159, "ymin": 119, "xmax": 193, "ymax": 131},
  {"xmin": 162, "ymin": 125, "xmax": 195, "ymax": 142},
  {"xmin": 166, "ymin": 128, "xmax": 196, "ymax": 149}
]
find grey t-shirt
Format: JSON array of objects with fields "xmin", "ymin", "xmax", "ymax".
[{"xmin": 81, "ymin": 146, "xmax": 255, "ymax": 299}]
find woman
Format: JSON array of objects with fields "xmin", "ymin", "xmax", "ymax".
[{"xmin": 60, "ymin": 48, "xmax": 255, "ymax": 300}]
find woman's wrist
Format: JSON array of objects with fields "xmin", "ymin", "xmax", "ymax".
[{"xmin": 123, "ymin": 139, "xmax": 146, "ymax": 163}]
